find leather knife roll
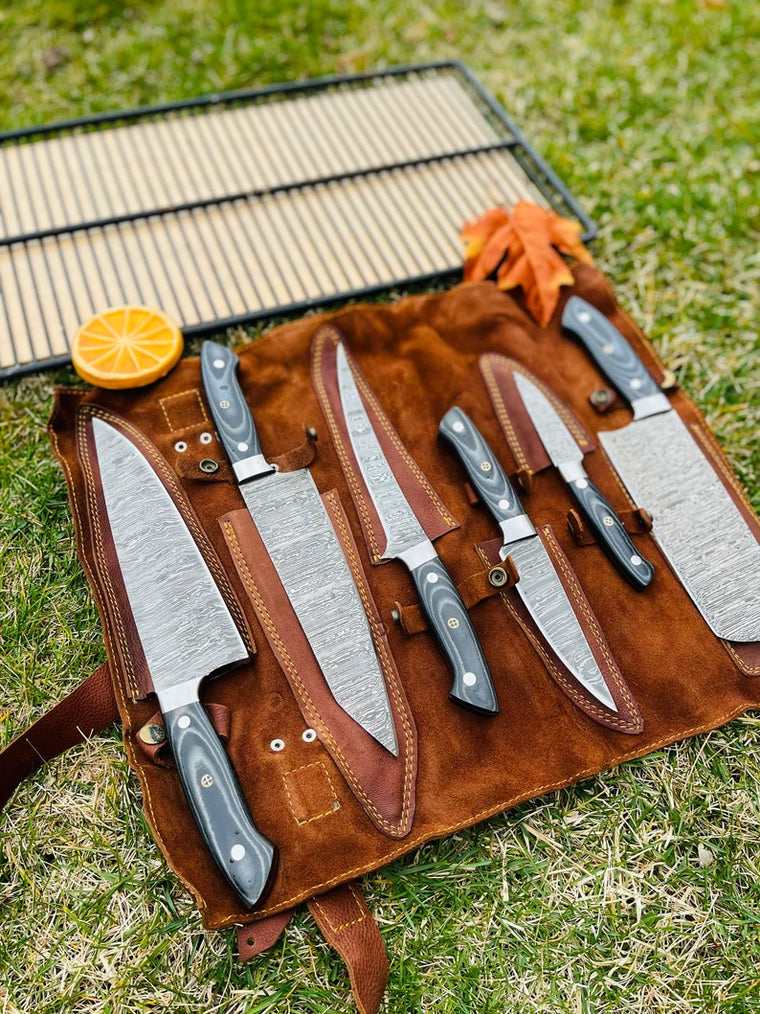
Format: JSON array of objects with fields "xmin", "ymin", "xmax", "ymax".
[{"xmin": 47, "ymin": 263, "xmax": 760, "ymax": 931}]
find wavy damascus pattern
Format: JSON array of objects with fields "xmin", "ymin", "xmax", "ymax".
[
  {"xmin": 336, "ymin": 344, "xmax": 427, "ymax": 558},
  {"xmin": 92, "ymin": 418, "xmax": 248, "ymax": 692},
  {"xmin": 513, "ymin": 372, "xmax": 582, "ymax": 466},
  {"xmin": 602, "ymin": 413, "xmax": 760, "ymax": 641},
  {"xmin": 241, "ymin": 469, "xmax": 398, "ymax": 755}
]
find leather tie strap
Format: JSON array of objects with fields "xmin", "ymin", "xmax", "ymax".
[
  {"xmin": 0, "ymin": 662, "xmax": 118, "ymax": 815},
  {"xmin": 308, "ymin": 882, "xmax": 389, "ymax": 1014}
]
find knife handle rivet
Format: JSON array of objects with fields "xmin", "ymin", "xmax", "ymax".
[
  {"xmin": 174, "ymin": 441, "xmax": 187, "ymax": 453},
  {"xmin": 602, "ymin": 344, "xmax": 615, "ymax": 354},
  {"xmin": 462, "ymin": 672, "xmax": 477, "ymax": 687},
  {"xmin": 578, "ymin": 311, "xmax": 591, "ymax": 323},
  {"xmin": 631, "ymin": 555, "xmax": 643, "ymax": 566},
  {"xmin": 270, "ymin": 739, "xmax": 285, "ymax": 752},
  {"xmin": 452, "ymin": 421, "xmax": 465, "ymax": 433},
  {"xmin": 237, "ymin": 442, "xmax": 249, "ymax": 452},
  {"xmin": 302, "ymin": 729, "xmax": 317, "ymax": 743},
  {"xmin": 213, "ymin": 359, "xmax": 225, "ymax": 369},
  {"xmin": 575, "ymin": 479, "xmax": 588, "ymax": 490},
  {"xmin": 178, "ymin": 715, "xmax": 191, "ymax": 729},
  {"xmin": 230, "ymin": 844, "xmax": 246, "ymax": 862},
  {"xmin": 498, "ymin": 499, "xmax": 510, "ymax": 510},
  {"xmin": 480, "ymin": 461, "xmax": 492, "ymax": 472},
  {"xmin": 603, "ymin": 515, "xmax": 614, "ymax": 527},
  {"xmin": 447, "ymin": 617, "xmax": 460, "ymax": 629},
  {"xmin": 219, "ymin": 400, "xmax": 231, "ymax": 409},
  {"xmin": 201, "ymin": 774, "xmax": 214, "ymax": 788},
  {"xmin": 426, "ymin": 572, "xmax": 439, "ymax": 584},
  {"xmin": 630, "ymin": 378, "xmax": 643, "ymax": 390},
  {"xmin": 200, "ymin": 458, "xmax": 220, "ymax": 474}
]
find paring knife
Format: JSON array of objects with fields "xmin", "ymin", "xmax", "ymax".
[
  {"xmin": 439, "ymin": 407, "xmax": 618, "ymax": 713},
  {"xmin": 562, "ymin": 296, "xmax": 760, "ymax": 641},
  {"xmin": 511, "ymin": 370, "xmax": 654, "ymax": 590},
  {"xmin": 91, "ymin": 417, "xmax": 275, "ymax": 909},
  {"xmin": 335, "ymin": 342, "xmax": 499, "ymax": 716},
  {"xmin": 201, "ymin": 341, "xmax": 398, "ymax": 756}
]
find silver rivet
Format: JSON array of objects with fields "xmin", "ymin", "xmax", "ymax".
[
  {"xmin": 174, "ymin": 441, "xmax": 187, "ymax": 453},
  {"xmin": 302, "ymin": 729, "xmax": 317, "ymax": 743},
  {"xmin": 480, "ymin": 461, "xmax": 492, "ymax": 472},
  {"xmin": 200, "ymin": 431, "xmax": 213, "ymax": 444},
  {"xmin": 630, "ymin": 378, "xmax": 642, "ymax": 390},
  {"xmin": 603, "ymin": 516, "xmax": 614, "ymax": 527},
  {"xmin": 463, "ymin": 672, "xmax": 477, "ymax": 687},
  {"xmin": 219, "ymin": 400, "xmax": 230, "ymax": 409},
  {"xmin": 576, "ymin": 478, "xmax": 588, "ymax": 490},
  {"xmin": 631, "ymin": 555, "xmax": 642, "ymax": 566},
  {"xmin": 178, "ymin": 715, "xmax": 191, "ymax": 729},
  {"xmin": 230, "ymin": 844, "xmax": 246, "ymax": 862},
  {"xmin": 270, "ymin": 739, "xmax": 285, "ymax": 752},
  {"xmin": 237, "ymin": 442, "xmax": 249, "ymax": 452},
  {"xmin": 426, "ymin": 572, "xmax": 439, "ymax": 584},
  {"xmin": 602, "ymin": 344, "xmax": 615, "ymax": 355},
  {"xmin": 213, "ymin": 358, "xmax": 225, "ymax": 369},
  {"xmin": 578, "ymin": 311, "xmax": 591, "ymax": 323},
  {"xmin": 452, "ymin": 421, "xmax": 465, "ymax": 433},
  {"xmin": 498, "ymin": 499, "xmax": 510, "ymax": 510}
]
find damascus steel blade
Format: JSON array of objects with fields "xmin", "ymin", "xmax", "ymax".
[
  {"xmin": 503, "ymin": 536, "xmax": 617, "ymax": 711},
  {"xmin": 601, "ymin": 412, "xmax": 760, "ymax": 641},
  {"xmin": 513, "ymin": 372, "xmax": 582, "ymax": 467},
  {"xmin": 92, "ymin": 418, "xmax": 248, "ymax": 696},
  {"xmin": 336, "ymin": 343, "xmax": 428, "ymax": 560},
  {"xmin": 241, "ymin": 468, "xmax": 398, "ymax": 755}
]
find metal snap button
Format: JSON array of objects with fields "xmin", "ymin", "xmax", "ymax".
[
  {"xmin": 488, "ymin": 566, "xmax": 508, "ymax": 588},
  {"xmin": 199, "ymin": 432, "xmax": 213, "ymax": 445},
  {"xmin": 199, "ymin": 458, "xmax": 220, "ymax": 474}
]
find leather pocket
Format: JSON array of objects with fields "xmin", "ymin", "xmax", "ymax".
[{"xmin": 220, "ymin": 489, "xmax": 418, "ymax": 839}]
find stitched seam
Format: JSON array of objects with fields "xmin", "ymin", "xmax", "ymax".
[
  {"xmin": 58, "ymin": 411, "xmax": 206, "ymax": 911},
  {"xmin": 158, "ymin": 388, "xmax": 209, "ymax": 432},
  {"xmin": 223, "ymin": 521, "xmax": 400, "ymax": 832},
  {"xmin": 312, "ymin": 884, "xmax": 368, "ymax": 933},
  {"xmin": 723, "ymin": 641, "xmax": 760, "ymax": 676},
  {"xmin": 313, "ymin": 328, "xmax": 383, "ymax": 562},
  {"xmin": 480, "ymin": 356, "xmax": 529, "ymax": 472},
  {"xmin": 243, "ymin": 702, "xmax": 749, "ymax": 921},
  {"xmin": 324, "ymin": 491, "xmax": 415, "ymax": 833},
  {"xmin": 509, "ymin": 357, "xmax": 590, "ymax": 446},
  {"xmin": 282, "ymin": 761, "xmax": 339, "ymax": 825}
]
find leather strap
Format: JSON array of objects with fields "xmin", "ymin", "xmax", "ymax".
[
  {"xmin": 308, "ymin": 882, "xmax": 389, "ymax": 1014},
  {"xmin": 0, "ymin": 662, "xmax": 118, "ymax": 814},
  {"xmin": 237, "ymin": 910, "xmax": 294, "ymax": 961}
]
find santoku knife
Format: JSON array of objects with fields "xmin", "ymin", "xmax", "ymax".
[
  {"xmin": 201, "ymin": 341, "xmax": 398, "ymax": 756},
  {"xmin": 335, "ymin": 342, "xmax": 499, "ymax": 716},
  {"xmin": 92, "ymin": 417, "xmax": 275, "ymax": 909},
  {"xmin": 512, "ymin": 370, "xmax": 654, "ymax": 590},
  {"xmin": 562, "ymin": 296, "xmax": 760, "ymax": 641},
  {"xmin": 439, "ymin": 406, "xmax": 618, "ymax": 712}
]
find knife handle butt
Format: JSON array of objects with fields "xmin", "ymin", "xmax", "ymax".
[
  {"xmin": 569, "ymin": 477, "xmax": 654, "ymax": 590},
  {"xmin": 410, "ymin": 557, "xmax": 499, "ymax": 715},
  {"xmin": 164, "ymin": 700, "xmax": 276, "ymax": 910},
  {"xmin": 201, "ymin": 341, "xmax": 267, "ymax": 472}
]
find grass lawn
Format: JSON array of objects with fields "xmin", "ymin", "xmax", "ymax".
[{"xmin": 1, "ymin": 1, "xmax": 759, "ymax": 1011}]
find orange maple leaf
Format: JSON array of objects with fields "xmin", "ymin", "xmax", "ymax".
[{"xmin": 461, "ymin": 201, "xmax": 593, "ymax": 326}]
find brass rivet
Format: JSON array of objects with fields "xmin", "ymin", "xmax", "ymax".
[
  {"xmin": 480, "ymin": 461, "xmax": 492, "ymax": 472},
  {"xmin": 447, "ymin": 617, "xmax": 460, "ymax": 629},
  {"xmin": 200, "ymin": 774, "xmax": 214, "ymax": 788},
  {"xmin": 219, "ymin": 399, "xmax": 231, "ymax": 409},
  {"xmin": 488, "ymin": 566, "xmax": 508, "ymax": 588},
  {"xmin": 199, "ymin": 458, "xmax": 220, "ymax": 474},
  {"xmin": 603, "ymin": 515, "xmax": 615, "ymax": 527}
]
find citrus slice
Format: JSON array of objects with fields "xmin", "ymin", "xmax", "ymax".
[{"xmin": 71, "ymin": 305, "xmax": 183, "ymax": 388}]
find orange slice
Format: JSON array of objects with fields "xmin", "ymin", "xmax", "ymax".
[{"xmin": 71, "ymin": 305, "xmax": 183, "ymax": 388}]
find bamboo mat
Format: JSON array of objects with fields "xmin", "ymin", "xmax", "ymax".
[{"xmin": 0, "ymin": 65, "xmax": 592, "ymax": 377}]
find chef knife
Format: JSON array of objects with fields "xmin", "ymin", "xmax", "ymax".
[
  {"xmin": 201, "ymin": 341, "xmax": 398, "ymax": 756},
  {"xmin": 439, "ymin": 406, "xmax": 619, "ymax": 712},
  {"xmin": 335, "ymin": 342, "xmax": 499, "ymax": 716},
  {"xmin": 511, "ymin": 370, "xmax": 654, "ymax": 590},
  {"xmin": 92, "ymin": 417, "xmax": 275, "ymax": 909},
  {"xmin": 562, "ymin": 296, "xmax": 760, "ymax": 641}
]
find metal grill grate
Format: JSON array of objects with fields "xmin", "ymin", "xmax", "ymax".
[{"xmin": 0, "ymin": 62, "xmax": 595, "ymax": 379}]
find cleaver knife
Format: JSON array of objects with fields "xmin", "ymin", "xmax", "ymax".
[
  {"xmin": 511, "ymin": 370, "xmax": 654, "ymax": 590},
  {"xmin": 201, "ymin": 341, "xmax": 398, "ymax": 756},
  {"xmin": 562, "ymin": 296, "xmax": 760, "ymax": 641},
  {"xmin": 335, "ymin": 342, "xmax": 499, "ymax": 716},
  {"xmin": 92, "ymin": 417, "xmax": 275, "ymax": 909},
  {"xmin": 439, "ymin": 407, "xmax": 619, "ymax": 713}
]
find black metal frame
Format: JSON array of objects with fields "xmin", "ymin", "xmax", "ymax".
[{"xmin": 0, "ymin": 61, "xmax": 596, "ymax": 380}]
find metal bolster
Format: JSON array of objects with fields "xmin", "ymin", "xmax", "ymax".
[
  {"xmin": 397, "ymin": 539, "xmax": 439, "ymax": 571},
  {"xmin": 234, "ymin": 454, "xmax": 276, "ymax": 482},
  {"xmin": 499, "ymin": 514, "xmax": 536, "ymax": 546},
  {"xmin": 157, "ymin": 681, "xmax": 202, "ymax": 712},
  {"xmin": 558, "ymin": 460, "xmax": 588, "ymax": 484},
  {"xmin": 631, "ymin": 392, "xmax": 671, "ymax": 421}
]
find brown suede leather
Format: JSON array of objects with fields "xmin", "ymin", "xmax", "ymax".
[{"xmin": 44, "ymin": 266, "xmax": 760, "ymax": 939}]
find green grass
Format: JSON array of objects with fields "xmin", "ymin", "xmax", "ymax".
[{"xmin": 1, "ymin": 0, "xmax": 759, "ymax": 1011}]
